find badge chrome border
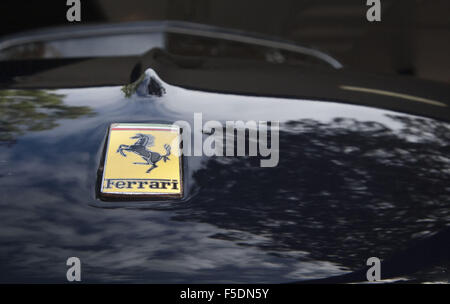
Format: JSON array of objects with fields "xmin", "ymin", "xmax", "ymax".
[{"xmin": 99, "ymin": 123, "xmax": 184, "ymax": 200}]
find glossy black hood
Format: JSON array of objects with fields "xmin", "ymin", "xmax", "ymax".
[{"xmin": 0, "ymin": 47, "xmax": 449, "ymax": 283}]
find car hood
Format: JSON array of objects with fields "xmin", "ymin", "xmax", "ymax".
[{"xmin": 0, "ymin": 50, "xmax": 449, "ymax": 283}]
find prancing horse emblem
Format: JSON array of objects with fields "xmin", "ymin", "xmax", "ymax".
[{"xmin": 117, "ymin": 133, "xmax": 171, "ymax": 173}]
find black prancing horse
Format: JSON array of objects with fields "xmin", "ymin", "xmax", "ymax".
[{"xmin": 117, "ymin": 133, "xmax": 171, "ymax": 173}]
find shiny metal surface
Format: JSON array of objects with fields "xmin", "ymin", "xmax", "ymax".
[{"xmin": 0, "ymin": 70, "xmax": 448, "ymax": 283}]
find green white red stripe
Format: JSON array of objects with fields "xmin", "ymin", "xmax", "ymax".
[{"xmin": 111, "ymin": 123, "xmax": 179, "ymax": 132}]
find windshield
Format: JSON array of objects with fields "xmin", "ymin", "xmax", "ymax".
[
  {"xmin": 0, "ymin": 21, "xmax": 342, "ymax": 69},
  {"xmin": 0, "ymin": 0, "xmax": 448, "ymax": 83}
]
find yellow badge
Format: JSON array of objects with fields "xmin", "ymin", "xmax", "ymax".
[{"xmin": 100, "ymin": 123, "xmax": 183, "ymax": 199}]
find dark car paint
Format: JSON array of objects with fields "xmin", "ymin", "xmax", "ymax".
[{"xmin": 0, "ymin": 31, "xmax": 449, "ymax": 283}]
